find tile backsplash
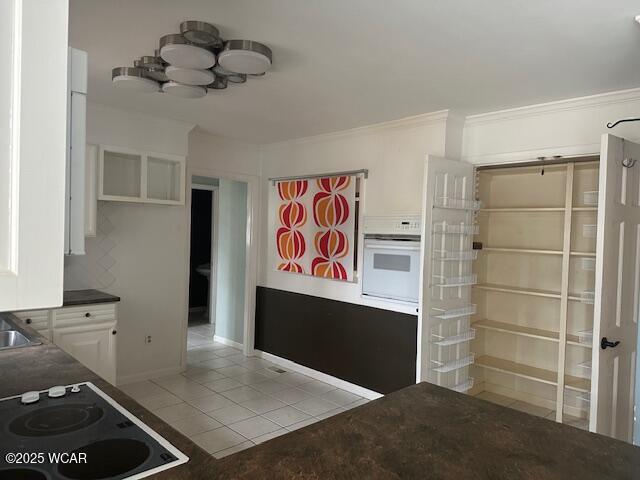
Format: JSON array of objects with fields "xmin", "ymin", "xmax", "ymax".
[{"xmin": 64, "ymin": 202, "xmax": 117, "ymax": 290}]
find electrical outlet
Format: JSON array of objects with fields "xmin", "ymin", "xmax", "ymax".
[{"xmin": 145, "ymin": 335, "xmax": 152, "ymax": 344}]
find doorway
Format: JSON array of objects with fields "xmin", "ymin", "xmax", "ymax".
[
  {"xmin": 186, "ymin": 175, "xmax": 249, "ymax": 351},
  {"xmin": 187, "ymin": 177, "xmax": 218, "ymax": 347}
]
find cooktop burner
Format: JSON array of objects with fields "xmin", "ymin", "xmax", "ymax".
[
  {"xmin": 58, "ymin": 439, "xmax": 151, "ymax": 480},
  {"xmin": 10, "ymin": 404, "xmax": 104, "ymax": 437},
  {"xmin": 0, "ymin": 383, "xmax": 188, "ymax": 480},
  {"xmin": 0, "ymin": 468, "xmax": 48, "ymax": 480}
]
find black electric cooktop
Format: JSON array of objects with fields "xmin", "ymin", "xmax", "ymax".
[{"xmin": 0, "ymin": 382, "xmax": 188, "ymax": 480}]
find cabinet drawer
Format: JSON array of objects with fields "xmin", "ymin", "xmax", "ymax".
[
  {"xmin": 13, "ymin": 309, "xmax": 50, "ymax": 330},
  {"xmin": 52, "ymin": 303, "xmax": 117, "ymax": 328}
]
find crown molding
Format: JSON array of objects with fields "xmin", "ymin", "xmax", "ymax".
[
  {"xmin": 463, "ymin": 142, "xmax": 601, "ymax": 165},
  {"xmin": 465, "ymin": 87, "xmax": 640, "ymax": 126},
  {"xmin": 262, "ymin": 109, "xmax": 451, "ymax": 150}
]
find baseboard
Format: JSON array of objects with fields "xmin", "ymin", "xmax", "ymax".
[
  {"xmin": 213, "ymin": 335, "xmax": 243, "ymax": 350},
  {"xmin": 117, "ymin": 365, "xmax": 183, "ymax": 386},
  {"xmin": 254, "ymin": 349, "xmax": 384, "ymax": 401}
]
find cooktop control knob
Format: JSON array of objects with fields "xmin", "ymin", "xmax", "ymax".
[
  {"xmin": 20, "ymin": 391, "xmax": 40, "ymax": 405},
  {"xmin": 71, "ymin": 384, "xmax": 81, "ymax": 393},
  {"xmin": 47, "ymin": 386, "xmax": 67, "ymax": 398}
]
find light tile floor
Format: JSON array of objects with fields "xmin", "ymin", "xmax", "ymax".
[
  {"xmin": 187, "ymin": 323, "xmax": 215, "ymax": 349},
  {"xmin": 121, "ymin": 339, "xmax": 369, "ymax": 459}
]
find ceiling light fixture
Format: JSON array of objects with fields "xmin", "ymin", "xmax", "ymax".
[
  {"xmin": 134, "ymin": 57, "xmax": 168, "ymax": 82},
  {"xmin": 111, "ymin": 67, "xmax": 159, "ymax": 92},
  {"xmin": 217, "ymin": 40, "xmax": 272, "ymax": 75},
  {"xmin": 138, "ymin": 55, "xmax": 164, "ymax": 70},
  {"xmin": 159, "ymin": 34, "xmax": 216, "ymax": 69},
  {"xmin": 162, "ymin": 81, "xmax": 207, "ymax": 98},
  {"xmin": 208, "ymin": 76, "xmax": 228, "ymax": 90},
  {"xmin": 212, "ymin": 65, "xmax": 247, "ymax": 84},
  {"xmin": 165, "ymin": 66, "xmax": 215, "ymax": 85},
  {"xmin": 112, "ymin": 20, "xmax": 272, "ymax": 98},
  {"xmin": 180, "ymin": 21, "xmax": 222, "ymax": 47}
]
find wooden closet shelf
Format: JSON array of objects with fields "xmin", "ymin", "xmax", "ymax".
[
  {"xmin": 473, "ymin": 319, "xmax": 559, "ymax": 342},
  {"xmin": 567, "ymin": 335, "xmax": 592, "ymax": 348},
  {"xmin": 475, "ymin": 355, "xmax": 591, "ymax": 392},
  {"xmin": 572, "ymin": 207, "xmax": 598, "ymax": 212},
  {"xmin": 474, "ymin": 284, "xmax": 561, "ymax": 299},
  {"xmin": 480, "ymin": 247, "xmax": 562, "ymax": 255},
  {"xmin": 479, "ymin": 248, "xmax": 596, "ymax": 257},
  {"xmin": 473, "ymin": 319, "xmax": 593, "ymax": 348},
  {"xmin": 565, "ymin": 375, "xmax": 591, "ymax": 393},
  {"xmin": 475, "ymin": 355, "xmax": 557, "ymax": 385},
  {"xmin": 480, "ymin": 207, "xmax": 565, "ymax": 213}
]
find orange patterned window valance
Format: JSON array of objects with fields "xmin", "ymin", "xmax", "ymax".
[{"xmin": 274, "ymin": 175, "xmax": 357, "ymax": 282}]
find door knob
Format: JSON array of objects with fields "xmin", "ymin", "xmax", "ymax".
[{"xmin": 601, "ymin": 337, "xmax": 620, "ymax": 350}]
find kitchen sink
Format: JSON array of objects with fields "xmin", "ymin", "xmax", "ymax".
[
  {"xmin": 0, "ymin": 316, "xmax": 41, "ymax": 350},
  {"xmin": 0, "ymin": 330, "xmax": 34, "ymax": 350}
]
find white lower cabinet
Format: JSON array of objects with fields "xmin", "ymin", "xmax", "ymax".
[
  {"xmin": 53, "ymin": 322, "xmax": 116, "ymax": 385},
  {"xmin": 13, "ymin": 302, "xmax": 118, "ymax": 385}
]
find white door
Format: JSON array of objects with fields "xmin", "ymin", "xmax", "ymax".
[
  {"xmin": 418, "ymin": 155, "xmax": 476, "ymax": 390},
  {"xmin": 54, "ymin": 324, "xmax": 117, "ymax": 385},
  {"xmin": 0, "ymin": 0, "xmax": 69, "ymax": 310},
  {"xmin": 591, "ymin": 134, "xmax": 640, "ymax": 442}
]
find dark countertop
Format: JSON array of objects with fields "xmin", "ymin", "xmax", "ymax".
[
  {"xmin": 63, "ymin": 289, "xmax": 120, "ymax": 306},
  {"xmin": 1, "ymin": 312, "xmax": 639, "ymax": 479},
  {"xmin": 213, "ymin": 384, "xmax": 640, "ymax": 480}
]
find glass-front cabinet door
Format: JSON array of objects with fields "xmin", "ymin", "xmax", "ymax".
[{"xmin": 98, "ymin": 146, "xmax": 185, "ymax": 205}]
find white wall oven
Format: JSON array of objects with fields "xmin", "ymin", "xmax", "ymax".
[{"xmin": 361, "ymin": 216, "xmax": 421, "ymax": 304}]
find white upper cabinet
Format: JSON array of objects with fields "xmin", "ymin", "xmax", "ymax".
[
  {"xmin": 85, "ymin": 144, "xmax": 98, "ymax": 237},
  {"xmin": 64, "ymin": 47, "xmax": 88, "ymax": 255},
  {"xmin": 0, "ymin": 0, "xmax": 69, "ymax": 311},
  {"xmin": 98, "ymin": 145, "xmax": 186, "ymax": 205}
]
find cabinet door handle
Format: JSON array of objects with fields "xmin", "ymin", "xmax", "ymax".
[
  {"xmin": 25, "ymin": 318, "xmax": 32, "ymax": 324},
  {"xmin": 112, "ymin": 330, "xmax": 117, "ymax": 335},
  {"xmin": 601, "ymin": 337, "xmax": 620, "ymax": 350},
  {"xmin": 84, "ymin": 312, "xmax": 91, "ymax": 318}
]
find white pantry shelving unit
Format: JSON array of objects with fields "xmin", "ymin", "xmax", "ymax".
[
  {"xmin": 468, "ymin": 159, "xmax": 599, "ymax": 429},
  {"xmin": 418, "ymin": 156, "xmax": 603, "ymax": 430},
  {"xmin": 420, "ymin": 139, "xmax": 640, "ymax": 442}
]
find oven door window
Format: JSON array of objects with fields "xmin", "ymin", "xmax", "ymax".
[{"xmin": 373, "ymin": 253, "xmax": 411, "ymax": 272}]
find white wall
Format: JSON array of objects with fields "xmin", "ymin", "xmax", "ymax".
[
  {"xmin": 215, "ymin": 179, "xmax": 248, "ymax": 344},
  {"xmin": 188, "ymin": 127, "xmax": 260, "ymax": 176},
  {"xmin": 187, "ymin": 128, "xmax": 261, "ymax": 352},
  {"xmin": 64, "ymin": 87, "xmax": 640, "ymax": 382},
  {"xmin": 257, "ymin": 88, "xmax": 640, "ymax": 316},
  {"xmin": 65, "ymin": 108, "xmax": 264, "ymax": 382},
  {"xmin": 65, "ymin": 103, "xmax": 194, "ymax": 383},
  {"xmin": 258, "ymin": 111, "xmax": 454, "ymax": 313},
  {"xmin": 463, "ymin": 87, "xmax": 640, "ymax": 164}
]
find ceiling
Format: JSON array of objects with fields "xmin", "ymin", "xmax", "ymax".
[{"xmin": 69, "ymin": 0, "xmax": 640, "ymax": 144}]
